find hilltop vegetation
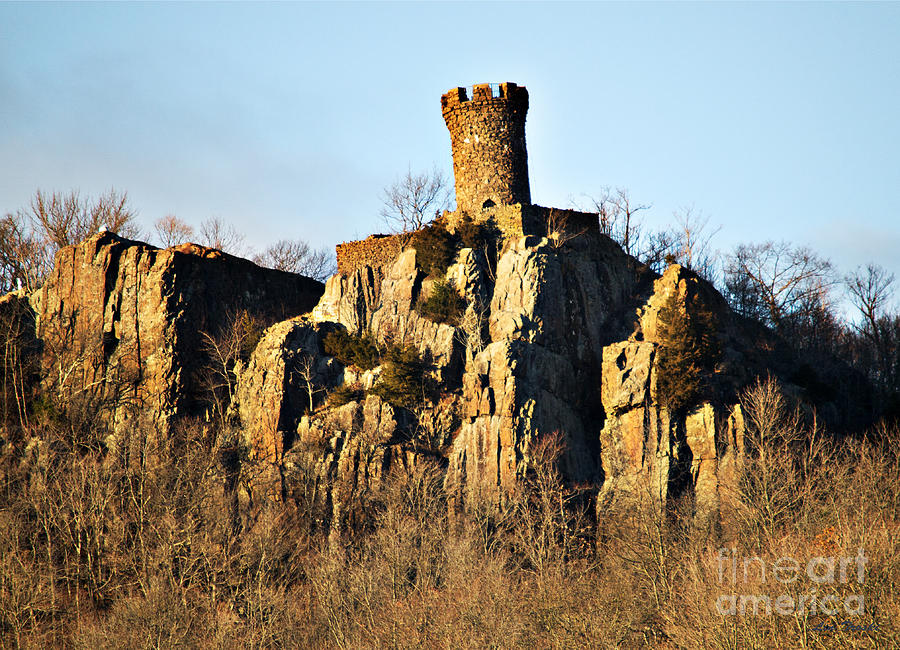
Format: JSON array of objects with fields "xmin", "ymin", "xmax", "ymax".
[
  {"xmin": 0, "ymin": 376, "xmax": 898, "ymax": 647},
  {"xmin": 1, "ymin": 187, "xmax": 899, "ymax": 647}
]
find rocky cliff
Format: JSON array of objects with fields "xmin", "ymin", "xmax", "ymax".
[
  {"xmin": 228, "ymin": 225, "xmax": 817, "ymax": 530},
  {"xmin": 23, "ymin": 232, "xmax": 324, "ymax": 435},
  {"xmin": 6, "ymin": 226, "xmax": 834, "ymax": 531}
]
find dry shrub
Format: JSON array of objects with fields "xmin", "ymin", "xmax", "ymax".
[
  {"xmin": 734, "ymin": 375, "xmax": 808, "ymax": 540},
  {"xmin": 322, "ymin": 328, "xmax": 381, "ymax": 370},
  {"xmin": 328, "ymin": 381, "xmax": 365, "ymax": 408},
  {"xmin": 3, "ymin": 365, "xmax": 900, "ymax": 647},
  {"xmin": 415, "ymin": 278, "xmax": 465, "ymax": 325},
  {"xmin": 656, "ymin": 378, "xmax": 900, "ymax": 648},
  {"xmin": 302, "ymin": 448, "xmax": 635, "ymax": 649}
]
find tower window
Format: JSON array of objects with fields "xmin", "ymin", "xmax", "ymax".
[{"xmin": 482, "ymin": 199, "xmax": 496, "ymax": 210}]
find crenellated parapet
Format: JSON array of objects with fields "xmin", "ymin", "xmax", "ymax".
[
  {"xmin": 335, "ymin": 84, "xmax": 602, "ymax": 276},
  {"xmin": 441, "ymin": 82, "xmax": 531, "ymax": 215}
]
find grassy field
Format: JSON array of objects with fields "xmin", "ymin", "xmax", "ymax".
[{"xmin": 1, "ymin": 378, "xmax": 898, "ymax": 649}]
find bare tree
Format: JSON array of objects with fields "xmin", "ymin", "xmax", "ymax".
[
  {"xmin": 847, "ymin": 264, "xmax": 895, "ymax": 335},
  {"xmin": 380, "ymin": 166, "xmax": 451, "ymax": 234},
  {"xmin": 724, "ymin": 241, "xmax": 835, "ymax": 333},
  {"xmin": 0, "ymin": 297, "xmax": 36, "ymax": 429},
  {"xmin": 199, "ymin": 310, "xmax": 265, "ymax": 427},
  {"xmin": 198, "ymin": 217, "xmax": 248, "ymax": 256},
  {"xmin": 609, "ymin": 187, "xmax": 650, "ymax": 257},
  {"xmin": 296, "ymin": 353, "xmax": 320, "ymax": 415},
  {"xmin": 737, "ymin": 376, "xmax": 805, "ymax": 540},
  {"xmin": 253, "ymin": 239, "xmax": 336, "ymax": 281},
  {"xmin": 0, "ymin": 213, "xmax": 44, "ymax": 293},
  {"xmin": 640, "ymin": 228, "xmax": 683, "ymax": 274},
  {"xmin": 846, "ymin": 264, "xmax": 896, "ymax": 388},
  {"xmin": 722, "ymin": 259, "xmax": 765, "ymax": 322},
  {"xmin": 576, "ymin": 189, "xmax": 724, "ymax": 280},
  {"xmin": 670, "ymin": 206, "xmax": 721, "ymax": 281},
  {"xmin": 575, "ymin": 187, "xmax": 650, "ymax": 257},
  {"xmin": 153, "ymin": 215, "xmax": 195, "ymax": 248},
  {"xmin": 29, "ymin": 188, "xmax": 141, "ymax": 248},
  {"xmin": 508, "ymin": 431, "xmax": 593, "ymax": 584},
  {"xmin": 1, "ymin": 189, "xmax": 140, "ymax": 293}
]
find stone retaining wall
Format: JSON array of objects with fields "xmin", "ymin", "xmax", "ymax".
[
  {"xmin": 445, "ymin": 204, "xmax": 598, "ymax": 240},
  {"xmin": 336, "ymin": 234, "xmax": 405, "ymax": 275}
]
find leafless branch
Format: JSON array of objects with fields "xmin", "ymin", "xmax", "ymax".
[
  {"xmin": 153, "ymin": 215, "xmax": 195, "ymax": 248},
  {"xmin": 198, "ymin": 217, "xmax": 249, "ymax": 256},
  {"xmin": 253, "ymin": 239, "xmax": 337, "ymax": 281},
  {"xmin": 380, "ymin": 166, "xmax": 450, "ymax": 234},
  {"xmin": 546, "ymin": 209, "xmax": 587, "ymax": 249},
  {"xmin": 724, "ymin": 241, "xmax": 835, "ymax": 332}
]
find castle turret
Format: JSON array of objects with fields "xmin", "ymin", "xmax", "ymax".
[{"xmin": 441, "ymin": 82, "xmax": 531, "ymax": 216}]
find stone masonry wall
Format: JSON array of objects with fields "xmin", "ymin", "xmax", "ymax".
[
  {"xmin": 445, "ymin": 203, "xmax": 527, "ymax": 238},
  {"xmin": 338, "ymin": 84, "xmax": 597, "ymax": 275},
  {"xmin": 441, "ymin": 82, "xmax": 530, "ymax": 216},
  {"xmin": 337, "ymin": 205, "xmax": 599, "ymax": 276},
  {"xmin": 532, "ymin": 206, "xmax": 599, "ymax": 239},
  {"xmin": 445, "ymin": 204, "xmax": 599, "ymax": 241},
  {"xmin": 336, "ymin": 234, "xmax": 404, "ymax": 275}
]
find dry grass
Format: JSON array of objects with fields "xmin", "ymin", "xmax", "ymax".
[{"xmin": 1, "ymin": 379, "xmax": 899, "ymax": 648}]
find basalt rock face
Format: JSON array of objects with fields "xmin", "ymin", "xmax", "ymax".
[
  {"xmin": 285, "ymin": 394, "xmax": 440, "ymax": 530},
  {"xmin": 22, "ymin": 222, "xmax": 828, "ymax": 531},
  {"xmin": 8, "ymin": 227, "xmax": 779, "ymax": 528},
  {"xmin": 28, "ymin": 232, "xmax": 324, "ymax": 434},
  {"xmin": 595, "ymin": 265, "xmax": 755, "ymax": 514},
  {"xmin": 244, "ymin": 230, "xmax": 766, "ymax": 526},
  {"xmin": 230, "ymin": 319, "xmax": 343, "ymax": 475},
  {"xmin": 447, "ymin": 234, "xmax": 640, "ymax": 507},
  {"xmin": 597, "ymin": 336, "xmax": 747, "ymax": 517},
  {"xmin": 314, "ymin": 248, "xmax": 464, "ymax": 382},
  {"xmin": 0, "ymin": 290, "xmax": 38, "ymax": 429},
  {"xmin": 235, "ymin": 245, "xmax": 465, "ymax": 520}
]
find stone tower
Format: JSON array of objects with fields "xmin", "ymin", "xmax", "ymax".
[{"xmin": 441, "ymin": 82, "xmax": 531, "ymax": 216}]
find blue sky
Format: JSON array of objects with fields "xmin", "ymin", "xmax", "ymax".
[{"xmin": 2, "ymin": 1, "xmax": 899, "ymax": 287}]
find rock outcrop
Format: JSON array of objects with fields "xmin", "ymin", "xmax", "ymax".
[
  {"xmin": 228, "ymin": 227, "xmax": 758, "ymax": 526},
  {"xmin": 0, "ymin": 290, "xmax": 38, "ymax": 429},
  {"xmin": 288, "ymin": 394, "xmax": 407, "ymax": 527},
  {"xmin": 258, "ymin": 231, "xmax": 794, "ymax": 526},
  {"xmin": 446, "ymin": 234, "xmax": 638, "ymax": 507},
  {"xmin": 369, "ymin": 249, "xmax": 461, "ymax": 383},
  {"xmin": 595, "ymin": 265, "xmax": 752, "ymax": 514},
  {"xmin": 277, "ymin": 393, "xmax": 449, "ymax": 530},
  {"xmin": 8, "ymin": 223, "xmax": 836, "ymax": 530},
  {"xmin": 230, "ymin": 318, "xmax": 343, "ymax": 472},
  {"xmin": 27, "ymin": 232, "xmax": 324, "ymax": 433},
  {"xmin": 596, "ymin": 337, "xmax": 746, "ymax": 517},
  {"xmin": 314, "ymin": 248, "xmax": 463, "ymax": 382}
]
